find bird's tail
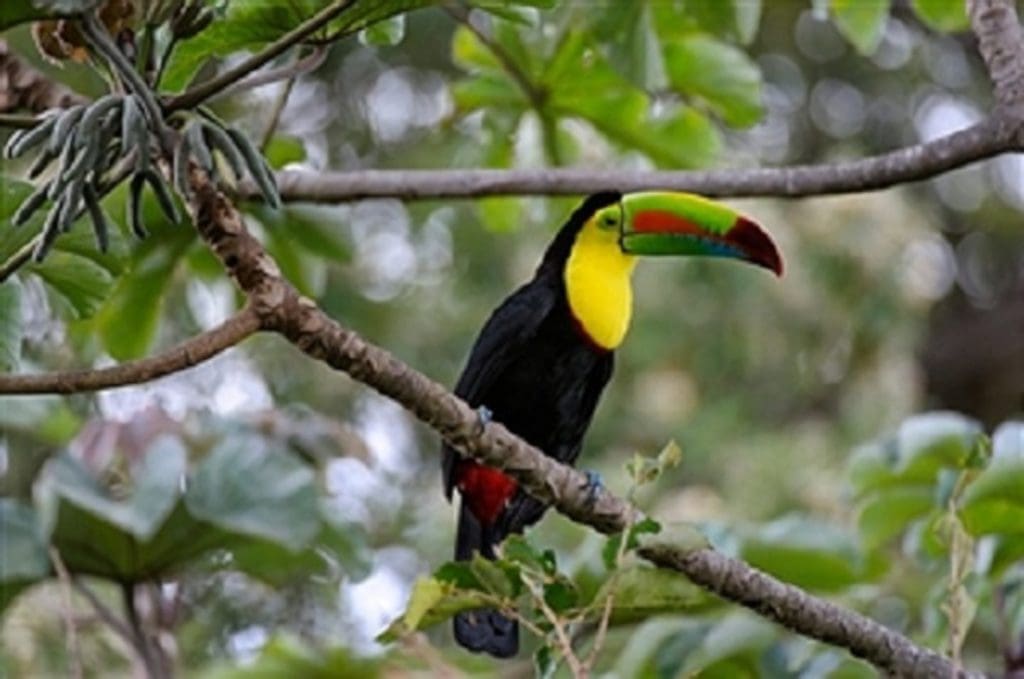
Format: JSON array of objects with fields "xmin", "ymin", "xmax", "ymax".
[{"xmin": 452, "ymin": 501, "xmax": 519, "ymax": 658}]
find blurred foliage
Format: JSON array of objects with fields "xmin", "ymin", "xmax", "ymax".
[{"xmin": 2, "ymin": 0, "xmax": 1024, "ymax": 677}]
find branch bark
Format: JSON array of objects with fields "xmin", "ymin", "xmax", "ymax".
[
  {"xmin": 180, "ymin": 165, "xmax": 981, "ymax": 678},
  {"xmin": 0, "ymin": 308, "xmax": 260, "ymax": 394},
  {"xmin": 969, "ymin": 0, "xmax": 1024, "ymax": 120},
  {"xmin": 256, "ymin": 116, "xmax": 1021, "ymax": 203}
]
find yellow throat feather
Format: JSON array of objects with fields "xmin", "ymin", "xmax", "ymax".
[{"xmin": 564, "ymin": 216, "xmax": 638, "ymax": 350}]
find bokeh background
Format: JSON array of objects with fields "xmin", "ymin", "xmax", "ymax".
[{"xmin": 2, "ymin": 1, "xmax": 1023, "ymax": 676}]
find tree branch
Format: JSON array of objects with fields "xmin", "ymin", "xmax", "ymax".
[
  {"xmin": 180, "ymin": 165, "xmax": 981, "ymax": 678},
  {"xmin": 0, "ymin": 307, "xmax": 260, "ymax": 394},
  {"xmin": 256, "ymin": 116, "xmax": 1020, "ymax": 203},
  {"xmin": 969, "ymin": 0, "xmax": 1024, "ymax": 119},
  {"xmin": 163, "ymin": 0, "xmax": 354, "ymax": 114}
]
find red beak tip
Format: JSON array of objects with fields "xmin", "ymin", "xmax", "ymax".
[{"xmin": 732, "ymin": 216, "xmax": 783, "ymax": 278}]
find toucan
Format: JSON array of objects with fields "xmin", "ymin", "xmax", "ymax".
[{"xmin": 441, "ymin": 190, "xmax": 782, "ymax": 657}]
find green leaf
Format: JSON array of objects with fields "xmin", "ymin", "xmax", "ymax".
[
  {"xmin": 960, "ymin": 460, "xmax": 1024, "ymax": 536},
  {"xmin": 163, "ymin": 0, "xmax": 438, "ymax": 92},
  {"xmin": 847, "ymin": 412, "xmax": 984, "ymax": 497},
  {"xmin": 543, "ymin": 579, "xmax": 578, "ymax": 613},
  {"xmin": 603, "ymin": 517, "xmax": 663, "ymax": 570},
  {"xmin": 96, "ymin": 227, "xmax": 192, "ymax": 360},
  {"xmin": 0, "ymin": 0, "xmax": 101, "ymax": 30},
  {"xmin": 0, "ymin": 280, "xmax": 22, "ymax": 372},
  {"xmin": 29, "ymin": 252, "xmax": 114, "ymax": 320},
  {"xmin": 500, "ymin": 535, "xmax": 557, "ymax": 575},
  {"xmin": 469, "ymin": 553, "xmax": 516, "ymax": 597},
  {"xmin": 186, "ymin": 437, "xmax": 320, "ymax": 552},
  {"xmin": 664, "ymin": 35, "xmax": 763, "ymax": 128},
  {"xmin": 38, "ymin": 437, "xmax": 187, "ymax": 542},
  {"xmin": 855, "ymin": 486, "xmax": 935, "ymax": 549},
  {"xmin": 0, "ymin": 500, "xmax": 49, "ymax": 613},
  {"xmin": 912, "ymin": 0, "xmax": 969, "ymax": 32},
  {"xmin": 359, "ymin": 14, "xmax": 405, "ymax": 46},
  {"xmin": 377, "ymin": 576, "xmax": 489, "ymax": 642},
  {"xmin": 35, "ymin": 445, "xmax": 214, "ymax": 581},
  {"xmin": 684, "ymin": 0, "xmax": 763, "ymax": 45},
  {"xmin": 830, "ymin": 0, "xmax": 890, "ymax": 55},
  {"xmin": 197, "ymin": 635, "xmax": 381, "ymax": 679},
  {"xmin": 591, "ymin": 565, "xmax": 711, "ymax": 624},
  {"xmin": 264, "ymin": 135, "xmax": 307, "ymax": 170},
  {"xmin": 228, "ymin": 504, "xmax": 371, "ymax": 585},
  {"xmin": 739, "ymin": 515, "xmax": 874, "ymax": 591}
]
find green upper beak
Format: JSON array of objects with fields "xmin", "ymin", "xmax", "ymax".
[{"xmin": 618, "ymin": 192, "xmax": 783, "ymax": 276}]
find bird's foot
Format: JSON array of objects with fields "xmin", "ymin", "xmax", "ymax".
[
  {"xmin": 579, "ymin": 469, "xmax": 604, "ymax": 508},
  {"xmin": 474, "ymin": 405, "xmax": 493, "ymax": 434}
]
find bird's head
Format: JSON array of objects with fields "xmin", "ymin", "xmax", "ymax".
[
  {"xmin": 549, "ymin": 191, "xmax": 782, "ymax": 350},
  {"xmin": 584, "ymin": 191, "xmax": 783, "ymax": 275}
]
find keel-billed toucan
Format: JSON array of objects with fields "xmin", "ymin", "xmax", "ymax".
[{"xmin": 442, "ymin": 191, "xmax": 782, "ymax": 657}]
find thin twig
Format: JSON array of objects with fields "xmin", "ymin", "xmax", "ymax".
[
  {"xmin": 223, "ymin": 46, "xmax": 326, "ymax": 102},
  {"xmin": 164, "ymin": 0, "xmax": 355, "ymax": 113},
  {"xmin": 522, "ymin": 572, "xmax": 585, "ymax": 678},
  {"xmin": 582, "ymin": 515, "xmax": 634, "ymax": 672},
  {"xmin": 122, "ymin": 582, "xmax": 166, "ymax": 679},
  {"xmin": 0, "ymin": 307, "xmax": 261, "ymax": 394},
  {"xmin": 260, "ymin": 76, "xmax": 298, "ymax": 152},
  {"xmin": 72, "ymin": 578, "xmax": 136, "ymax": 647},
  {"xmin": 49, "ymin": 548, "xmax": 83, "ymax": 679}
]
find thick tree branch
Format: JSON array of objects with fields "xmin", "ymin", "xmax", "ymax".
[
  {"xmin": 0, "ymin": 308, "xmax": 260, "ymax": 394},
  {"xmin": 257, "ymin": 116, "xmax": 1020, "ymax": 203},
  {"xmin": 163, "ymin": 0, "xmax": 354, "ymax": 113},
  {"xmin": 969, "ymin": 0, "xmax": 1024, "ymax": 120},
  {"xmin": 180, "ymin": 166, "xmax": 980, "ymax": 678}
]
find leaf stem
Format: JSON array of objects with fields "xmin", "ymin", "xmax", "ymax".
[{"xmin": 164, "ymin": 0, "xmax": 355, "ymax": 113}]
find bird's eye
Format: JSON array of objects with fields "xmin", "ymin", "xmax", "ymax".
[{"xmin": 601, "ymin": 214, "xmax": 618, "ymax": 229}]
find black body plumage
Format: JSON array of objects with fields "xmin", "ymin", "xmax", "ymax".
[{"xmin": 442, "ymin": 192, "xmax": 622, "ymax": 657}]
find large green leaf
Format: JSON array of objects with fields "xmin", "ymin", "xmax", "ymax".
[
  {"xmin": 960, "ymin": 460, "xmax": 1024, "ymax": 536},
  {"xmin": 855, "ymin": 486, "xmax": 935, "ymax": 550},
  {"xmin": 162, "ymin": 0, "xmax": 440, "ymax": 92},
  {"xmin": 846, "ymin": 412, "xmax": 984, "ymax": 497},
  {"xmin": 664, "ymin": 35, "xmax": 764, "ymax": 128},
  {"xmin": 912, "ymin": 0, "xmax": 969, "ymax": 32},
  {"xmin": 0, "ymin": 0, "xmax": 101, "ymax": 31},
  {"xmin": 37, "ymin": 437, "xmax": 187, "ymax": 541},
  {"xmin": 185, "ymin": 436, "xmax": 320, "ymax": 552},
  {"xmin": 96, "ymin": 226, "xmax": 192, "ymax": 360},
  {"xmin": 0, "ymin": 500, "xmax": 49, "ymax": 613},
  {"xmin": 591, "ymin": 565, "xmax": 712, "ymax": 624},
  {"xmin": 830, "ymin": 0, "xmax": 890, "ymax": 55},
  {"xmin": 377, "ymin": 575, "xmax": 489, "ymax": 642},
  {"xmin": 0, "ymin": 280, "xmax": 22, "ymax": 372},
  {"xmin": 739, "ymin": 515, "xmax": 877, "ymax": 591},
  {"xmin": 683, "ymin": 0, "xmax": 763, "ymax": 45},
  {"xmin": 198, "ymin": 635, "xmax": 382, "ymax": 679}
]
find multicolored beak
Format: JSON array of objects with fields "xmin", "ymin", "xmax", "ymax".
[{"xmin": 619, "ymin": 192, "xmax": 783, "ymax": 276}]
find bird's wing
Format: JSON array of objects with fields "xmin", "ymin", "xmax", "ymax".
[{"xmin": 442, "ymin": 280, "xmax": 556, "ymax": 499}]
